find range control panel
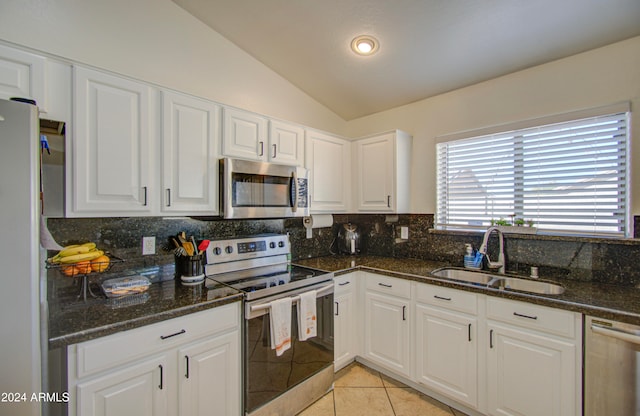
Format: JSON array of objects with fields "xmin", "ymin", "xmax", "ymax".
[{"xmin": 204, "ymin": 234, "xmax": 290, "ymax": 265}]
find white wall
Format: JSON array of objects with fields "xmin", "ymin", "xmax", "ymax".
[
  {"xmin": 346, "ymin": 36, "xmax": 640, "ymax": 216},
  {"xmin": 0, "ymin": 0, "xmax": 347, "ymax": 135}
]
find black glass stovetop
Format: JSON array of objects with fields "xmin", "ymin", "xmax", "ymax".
[{"xmin": 205, "ymin": 265, "xmax": 331, "ymax": 301}]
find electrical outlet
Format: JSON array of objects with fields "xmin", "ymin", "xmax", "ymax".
[
  {"xmin": 142, "ymin": 236, "xmax": 156, "ymax": 255},
  {"xmin": 400, "ymin": 226, "xmax": 409, "ymax": 239}
]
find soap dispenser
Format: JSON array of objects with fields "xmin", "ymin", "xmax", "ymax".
[{"xmin": 463, "ymin": 244, "xmax": 475, "ymax": 268}]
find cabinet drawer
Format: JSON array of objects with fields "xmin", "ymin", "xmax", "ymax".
[
  {"xmin": 75, "ymin": 303, "xmax": 240, "ymax": 379},
  {"xmin": 364, "ymin": 273, "xmax": 411, "ymax": 299},
  {"xmin": 416, "ymin": 283, "xmax": 478, "ymax": 315},
  {"xmin": 334, "ymin": 274, "xmax": 356, "ymax": 295},
  {"xmin": 486, "ymin": 297, "xmax": 576, "ymax": 338}
]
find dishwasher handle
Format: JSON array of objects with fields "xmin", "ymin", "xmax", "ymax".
[{"xmin": 591, "ymin": 322, "xmax": 640, "ymax": 346}]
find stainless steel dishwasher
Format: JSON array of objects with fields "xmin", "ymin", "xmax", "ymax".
[{"xmin": 584, "ymin": 315, "xmax": 640, "ymax": 415}]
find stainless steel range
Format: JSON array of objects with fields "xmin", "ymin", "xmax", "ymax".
[{"xmin": 204, "ymin": 234, "xmax": 334, "ymax": 416}]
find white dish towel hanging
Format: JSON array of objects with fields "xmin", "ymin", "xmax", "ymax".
[
  {"xmin": 269, "ymin": 297, "xmax": 292, "ymax": 356},
  {"xmin": 297, "ymin": 290, "xmax": 317, "ymax": 341}
]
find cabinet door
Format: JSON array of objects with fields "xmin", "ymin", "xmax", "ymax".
[
  {"xmin": 305, "ymin": 130, "xmax": 351, "ymax": 212},
  {"xmin": 162, "ymin": 91, "xmax": 220, "ymax": 214},
  {"xmin": 222, "ymin": 107, "xmax": 268, "ymax": 161},
  {"xmin": 0, "ymin": 44, "xmax": 47, "ymax": 113},
  {"xmin": 363, "ymin": 291, "xmax": 410, "ymax": 377},
  {"xmin": 268, "ymin": 120, "xmax": 304, "ymax": 166},
  {"xmin": 76, "ymin": 355, "xmax": 168, "ymax": 416},
  {"xmin": 334, "ymin": 277, "xmax": 357, "ymax": 370},
  {"xmin": 486, "ymin": 322, "xmax": 577, "ymax": 416},
  {"xmin": 178, "ymin": 330, "xmax": 241, "ymax": 416},
  {"xmin": 415, "ymin": 303, "xmax": 478, "ymax": 409},
  {"xmin": 355, "ymin": 134, "xmax": 394, "ymax": 211},
  {"xmin": 72, "ymin": 66, "xmax": 155, "ymax": 216}
]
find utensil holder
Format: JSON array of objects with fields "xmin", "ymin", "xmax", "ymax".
[{"xmin": 175, "ymin": 254, "xmax": 205, "ymax": 284}]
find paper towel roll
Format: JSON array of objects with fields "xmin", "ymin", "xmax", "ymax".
[{"xmin": 303, "ymin": 215, "xmax": 334, "ymax": 238}]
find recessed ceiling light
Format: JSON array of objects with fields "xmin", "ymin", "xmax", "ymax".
[{"xmin": 351, "ymin": 35, "xmax": 379, "ymax": 56}]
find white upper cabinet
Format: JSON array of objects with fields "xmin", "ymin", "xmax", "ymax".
[
  {"xmin": 161, "ymin": 91, "xmax": 220, "ymax": 215},
  {"xmin": 221, "ymin": 107, "xmax": 268, "ymax": 161},
  {"xmin": 0, "ymin": 44, "xmax": 48, "ymax": 113},
  {"xmin": 268, "ymin": 119, "xmax": 305, "ymax": 166},
  {"xmin": 305, "ymin": 130, "xmax": 351, "ymax": 213},
  {"xmin": 72, "ymin": 66, "xmax": 156, "ymax": 216},
  {"xmin": 354, "ymin": 130, "xmax": 412, "ymax": 213}
]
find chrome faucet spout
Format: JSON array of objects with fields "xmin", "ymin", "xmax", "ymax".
[{"xmin": 479, "ymin": 226, "xmax": 506, "ymax": 274}]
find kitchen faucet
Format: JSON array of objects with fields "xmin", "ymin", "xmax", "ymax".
[{"xmin": 479, "ymin": 226, "xmax": 505, "ymax": 274}]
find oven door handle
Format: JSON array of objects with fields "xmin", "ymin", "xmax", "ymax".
[{"xmin": 249, "ymin": 283, "xmax": 334, "ymax": 313}]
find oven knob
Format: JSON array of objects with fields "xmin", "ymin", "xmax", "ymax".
[
  {"xmin": 213, "ymin": 247, "xmax": 222, "ymax": 255},
  {"xmin": 269, "ymin": 242, "xmax": 276, "ymax": 249},
  {"xmin": 225, "ymin": 246, "xmax": 234, "ymax": 254},
  {"xmin": 278, "ymin": 241, "xmax": 285, "ymax": 248},
  {"xmin": 278, "ymin": 280, "xmax": 285, "ymax": 285}
]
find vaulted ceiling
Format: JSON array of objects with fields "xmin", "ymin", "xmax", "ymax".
[{"xmin": 172, "ymin": 0, "xmax": 640, "ymax": 120}]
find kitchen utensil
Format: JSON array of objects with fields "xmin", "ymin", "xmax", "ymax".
[{"xmin": 198, "ymin": 239, "xmax": 210, "ymax": 255}]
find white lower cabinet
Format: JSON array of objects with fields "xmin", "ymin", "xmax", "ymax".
[
  {"xmin": 485, "ymin": 297, "xmax": 581, "ymax": 416},
  {"xmin": 362, "ymin": 273, "xmax": 411, "ymax": 378},
  {"xmin": 178, "ymin": 331, "xmax": 241, "ymax": 416},
  {"xmin": 415, "ymin": 284, "xmax": 478, "ymax": 409},
  {"xmin": 334, "ymin": 273, "xmax": 358, "ymax": 371},
  {"xmin": 68, "ymin": 304, "xmax": 241, "ymax": 416},
  {"xmin": 339, "ymin": 272, "xmax": 582, "ymax": 416}
]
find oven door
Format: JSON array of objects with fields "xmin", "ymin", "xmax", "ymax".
[
  {"xmin": 221, "ymin": 158, "xmax": 309, "ymax": 219},
  {"xmin": 244, "ymin": 285, "xmax": 334, "ymax": 414}
]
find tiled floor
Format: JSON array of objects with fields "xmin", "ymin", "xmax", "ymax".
[{"xmin": 297, "ymin": 362, "xmax": 469, "ymax": 416}]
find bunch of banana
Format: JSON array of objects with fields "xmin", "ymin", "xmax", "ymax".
[{"xmin": 48, "ymin": 242, "xmax": 105, "ymax": 264}]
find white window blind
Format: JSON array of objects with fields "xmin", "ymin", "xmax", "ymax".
[{"xmin": 436, "ymin": 111, "xmax": 629, "ymax": 236}]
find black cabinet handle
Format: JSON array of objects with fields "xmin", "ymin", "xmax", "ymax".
[
  {"xmin": 272, "ymin": 144, "xmax": 277, "ymax": 158},
  {"xmin": 335, "ymin": 301, "xmax": 339, "ymax": 316},
  {"xmin": 489, "ymin": 329, "xmax": 494, "ymax": 348},
  {"xmin": 468, "ymin": 324, "xmax": 472, "ymax": 342},
  {"xmin": 378, "ymin": 283, "xmax": 392, "ymax": 288},
  {"xmin": 160, "ymin": 329, "xmax": 186, "ymax": 340},
  {"xmin": 338, "ymin": 281, "xmax": 351, "ymax": 286},
  {"xmin": 402, "ymin": 305, "xmax": 406, "ymax": 321},
  {"xmin": 158, "ymin": 365, "xmax": 164, "ymax": 389},
  {"xmin": 513, "ymin": 312, "xmax": 538, "ymax": 320},
  {"xmin": 185, "ymin": 355, "xmax": 190, "ymax": 379},
  {"xmin": 142, "ymin": 186, "xmax": 148, "ymax": 206},
  {"xmin": 434, "ymin": 295, "xmax": 452, "ymax": 301},
  {"xmin": 259, "ymin": 141, "xmax": 264, "ymax": 156},
  {"xmin": 166, "ymin": 188, "xmax": 171, "ymax": 207}
]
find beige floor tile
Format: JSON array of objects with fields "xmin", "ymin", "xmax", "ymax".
[
  {"xmin": 380, "ymin": 372, "xmax": 409, "ymax": 388},
  {"xmin": 334, "ymin": 387, "xmax": 394, "ymax": 416},
  {"xmin": 297, "ymin": 390, "xmax": 335, "ymax": 416},
  {"xmin": 334, "ymin": 363, "xmax": 384, "ymax": 387},
  {"xmin": 386, "ymin": 387, "xmax": 454, "ymax": 416}
]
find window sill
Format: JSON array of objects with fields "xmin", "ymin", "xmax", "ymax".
[{"xmin": 429, "ymin": 228, "xmax": 640, "ymax": 246}]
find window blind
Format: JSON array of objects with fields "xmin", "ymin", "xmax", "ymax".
[{"xmin": 436, "ymin": 112, "xmax": 629, "ymax": 236}]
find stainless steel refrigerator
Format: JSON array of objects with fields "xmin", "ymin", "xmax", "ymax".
[{"xmin": 0, "ymin": 98, "xmax": 44, "ymax": 416}]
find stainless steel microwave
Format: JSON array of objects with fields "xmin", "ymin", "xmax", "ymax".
[{"xmin": 220, "ymin": 158, "xmax": 309, "ymax": 219}]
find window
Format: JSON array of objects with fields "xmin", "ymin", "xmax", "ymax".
[{"xmin": 436, "ymin": 109, "xmax": 630, "ymax": 237}]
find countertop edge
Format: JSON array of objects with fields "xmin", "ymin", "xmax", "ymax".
[
  {"xmin": 48, "ymin": 293, "xmax": 243, "ymax": 349},
  {"xmin": 299, "ymin": 257, "xmax": 640, "ymax": 326}
]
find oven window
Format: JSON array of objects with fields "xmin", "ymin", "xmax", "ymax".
[
  {"xmin": 245, "ymin": 295, "xmax": 334, "ymax": 413},
  {"xmin": 232, "ymin": 173, "xmax": 291, "ymax": 207}
]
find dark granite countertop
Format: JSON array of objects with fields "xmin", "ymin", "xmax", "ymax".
[
  {"xmin": 47, "ymin": 271, "xmax": 242, "ymax": 349},
  {"xmin": 295, "ymin": 255, "xmax": 640, "ymax": 326}
]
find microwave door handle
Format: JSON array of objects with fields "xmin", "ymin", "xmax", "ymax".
[{"xmin": 290, "ymin": 171, "xmax": 298, "ymax": 212}]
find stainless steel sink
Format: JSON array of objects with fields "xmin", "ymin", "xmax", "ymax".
[
  {"xmin": 430, "ymin": 267, "xmax": 498, "ymax": 285},
  {"xmin": 430, "ymin": 267, "xmax": 565, "ymax": 295},
  {"xmin": 491, "ymin": 277, "xmax": 565, "ymax": 295}
]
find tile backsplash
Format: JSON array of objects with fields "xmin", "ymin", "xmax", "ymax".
[{"xmin": 47, "ymin": 214, "xmax": 640, "ymax": 286}]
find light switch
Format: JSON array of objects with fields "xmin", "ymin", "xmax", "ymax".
[{"xmin": 400, "ymin": 226, "xmax": 409, "ymax": 239}]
